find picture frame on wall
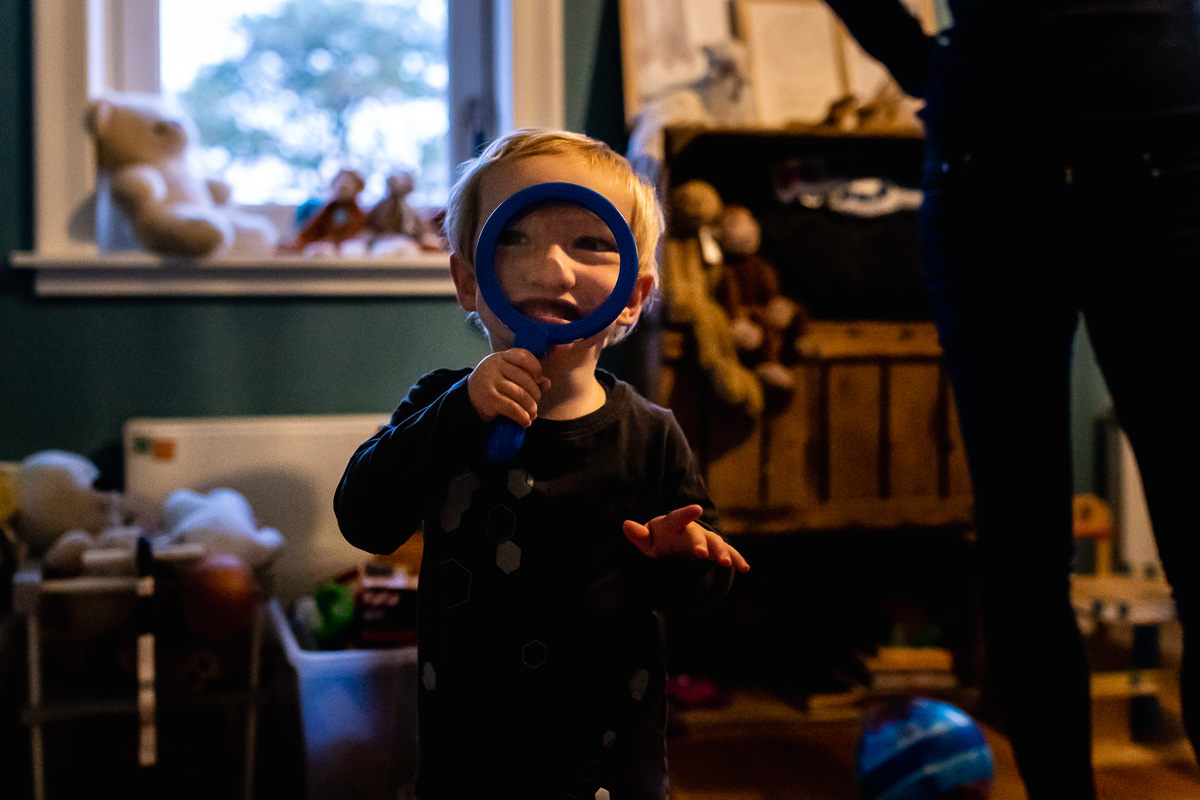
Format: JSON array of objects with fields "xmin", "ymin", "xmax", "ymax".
[
  {"xmin": 735, "ymin": 0, "xmax": 849, "ymax": 128},
  {"xmin": 617, "ymin": 0, "xmax": 738, "ymax": 125},
  {"xmin": 735, "ymin": 0, "xmax": 937, "ymax": 128}
]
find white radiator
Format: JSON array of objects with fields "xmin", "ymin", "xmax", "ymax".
[
  {"xmin": 123, "ymin": 413, "xmax": 390, "ymax": 602},
  {"xmin": 1107, "ymin": 416, "xmax": 1163, "ymax": 580}
]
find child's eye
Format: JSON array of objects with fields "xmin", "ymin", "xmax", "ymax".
[
  {"xmin": 496, "ymin": 229, "xmax": 529, "ymax": 246},
  {"xmin": 573, "ymin": 236, "xmax": 618, "ymax": 252}
]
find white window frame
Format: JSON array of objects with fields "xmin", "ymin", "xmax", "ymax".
[{"xmin": 13, "ymin": 0, "xmax": 564, "ymax": 296}]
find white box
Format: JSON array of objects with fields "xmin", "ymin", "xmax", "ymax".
[
  {"xmin": 123, "ymin": 414, "xmax": 390, "ymax": 602},
  {"xmin": 269, "ymin": 598, "xmax": 418, "ymax": 800}
]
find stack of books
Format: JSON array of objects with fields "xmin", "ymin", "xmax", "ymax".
[{"xmin": 853, "ymin": 646, "xmax": 959, "ymax": 693}]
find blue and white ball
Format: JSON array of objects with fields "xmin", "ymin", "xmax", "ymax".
[{"xmin": 856, "ymin": 696, "xmax": 994, "ymax": 800}]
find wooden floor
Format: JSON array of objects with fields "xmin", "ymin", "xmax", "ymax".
[{"xmin": 667, "ymin": 620, "xmax": 1200, "ymax": 800}]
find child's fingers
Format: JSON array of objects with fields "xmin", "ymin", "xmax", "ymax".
[
  {"xmin": 708, "ymin": 533, "xmax": 750, "ymax": 572},
  {"xmin": 623, "ymin": 519, "xmax": 650, "ymax": 539},
  {"xmin": 469, "ymin": 352, "xmax": 542, "ymax": 424},
  {"xmin": 622, "ymin": 520, "xmax": 653, "ymax": 556},
  {"xmin": 662, "ymin": 504, "xmax": 704, "ymax": 534},
  {"xmin": 497, "ymin": 359, "xmax": 545, "ymax": 403},
  {"xmin": 494, "ymin": 392, "xmax": 536, "ymax": 426},
  {"xmin": 501, "ymin": 348, "xmax": 546, "ymax": 384},
  {"xmin": 689, "ymin": 524, "xmax": 712, "ymax": 559}
]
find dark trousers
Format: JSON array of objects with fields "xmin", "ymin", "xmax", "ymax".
[{"xmin": 918, "ymin": 137, "xmax": 1200, "ymax": 800}]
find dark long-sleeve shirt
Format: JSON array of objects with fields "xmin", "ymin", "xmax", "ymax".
[{"xmin": 335, "ymin": 368, "xmax": 733, "ymax": 799}]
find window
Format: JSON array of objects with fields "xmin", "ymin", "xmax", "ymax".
[
  {"xmin": 17, "ymin": 0, "xmax": 565, "ymax": 296},
  {"xmin": 160, "ymin": 0, "xmax": 451, "ymax": 209}
]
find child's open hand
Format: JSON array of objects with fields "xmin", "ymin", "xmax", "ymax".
[
  {"xmin": 623, "ymin": 505, "xmax": 750, "ymax": 572},
  {"xmin": 468, "ymin": 349, "xmax": 552, "ymax": 426}
]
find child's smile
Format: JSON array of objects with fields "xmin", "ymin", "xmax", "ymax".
[{"xmin": 495, "ymin": 203, "xmax": 622, "ymax": 325}]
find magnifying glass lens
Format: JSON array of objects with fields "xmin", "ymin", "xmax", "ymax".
[{"xmin": 494, "ymin": 203, "xmax": 623, "ymax": 325}]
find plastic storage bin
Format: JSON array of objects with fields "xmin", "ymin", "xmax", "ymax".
[{"xmin": 269, "ymin": 598, "xmax": 418, "ymax": 800}]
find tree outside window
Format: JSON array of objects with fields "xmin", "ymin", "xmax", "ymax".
[{"xmin": 163, "ymin": 0, "xmax": 449, "ymax": 209}]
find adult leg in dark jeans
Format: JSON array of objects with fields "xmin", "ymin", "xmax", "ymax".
[
  {"xmin": 1078, "ymin": 142, "xmax": 1200, "ymax": 758},
  {"xmin": 919, "ymin": 151, "xmax": 1096, "ymax": 800}
]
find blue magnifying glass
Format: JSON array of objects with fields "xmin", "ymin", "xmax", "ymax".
[{"xmin": 474, "ymin": 181, "xmax": 640, "ymax": 462}]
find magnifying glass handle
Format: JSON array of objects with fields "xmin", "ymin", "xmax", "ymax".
[
  {"xmin": 486, "ymin": 417, "xmax": 526, "ymax": 463},
  {"xmin": 483, "ymin": 326, "xmax": 547, "ymax": 463}
]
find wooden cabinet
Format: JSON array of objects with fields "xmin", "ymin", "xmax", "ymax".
[
  {"xmin": 661, "ymin": 320, "xmax": 972, "ymax": 535},
  {"xmin": 653, "ymin": 127, "xmax": 973, "ymax": 535}
]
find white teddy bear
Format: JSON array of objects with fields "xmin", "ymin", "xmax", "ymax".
[
  {"xmin": 87, "ymin": 91, "xmax": 278, "ymax": 258},
  {"xmin": 14, "ymin": 450, "xmax": 113, "ymax": 557}
]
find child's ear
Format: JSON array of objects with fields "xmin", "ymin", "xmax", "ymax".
[
  {"xmin": 615, "ymin": 274, "xmax": 656, "ymax": 327},
  {"xmin": 450, "ymin": 253, "xmax": 478, "ymax": 311}
]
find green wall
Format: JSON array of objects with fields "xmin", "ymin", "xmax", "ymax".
[{"xmin": 0, "ymin": 0, "xmax": 1111, "ymax": 491}]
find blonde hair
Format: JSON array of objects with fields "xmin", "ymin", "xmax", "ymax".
[{"xmin": 443, "ymin": 128, "xmax": 663, "ymax": 345}]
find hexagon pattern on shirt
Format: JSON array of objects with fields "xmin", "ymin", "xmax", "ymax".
[
  {"xmin": 629, "ymin": 668, "xmax": 649, "ymax": 702},
  {"xmin": 507, "ymin": 467, "xmax": 534, "ymax": 498},
  {"xmin": 523, "ymin": 639, "xmax": 547, "ymax": 669},
  {"xmin": 496, "ymin": 540, "xmax": 522, "ymax": 574},
  {"xmin": 422, "ymin": 661, "xmax": 437, "ymax": 691},
  {"xmin": 439, "ymin": 503, "xmax": 462, "ymax": 532},
  {"xmin": 440, "ymin": 558, "xmax": 472, "ymax": 608},
  {"xmin": 447, "ymin": 468, "xmax": 481, "ymax": 509},
  {"xmin": 488, "ymin": 503, "xmax": 516, "ymax": 543},
  {"xmin": 440, "ymin": 468, "xmax": 480, "ymax": 531}
]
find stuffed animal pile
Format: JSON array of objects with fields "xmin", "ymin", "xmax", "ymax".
[
  {"xmin": 715, "ymin": 204, "xmax": 806, "ymax": 391},
  {"xmin": 287, "ymin": 167, "xmax": 445, "ymax": 257},
  {"xmin": 10, "ymin": 449, "xmax": 283, "ymax": 640},
  {"xmin": 661, "ymin": 182, "xmax": 812, "ymax": 411},
  {"xmin": 662, "ymin": 180, "xmax": 764, "ymax": 416}
]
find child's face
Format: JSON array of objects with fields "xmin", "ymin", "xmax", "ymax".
[
  {"xmin": 493, "ymin": 202, "xmax": 622, "ymax": 325},
  {"xmin": 453, "ymin": 153, "xmax": 646, "ymax": 354}
]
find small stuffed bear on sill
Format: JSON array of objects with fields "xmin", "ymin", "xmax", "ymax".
[
  {"xmin": 86, "ymin": 92, "xmax": 278, "ymax": 258},
  {"xmin": 366, "ymin": 169, "xmax": 444, "ymax": 255},
  {"xmin": 286, "ymin": 168, "xmax": 370, "ymax": 257}
]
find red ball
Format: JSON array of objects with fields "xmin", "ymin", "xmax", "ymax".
[{"xmin": 181, "ymin": 553, "xmax": 260, "ymax": 641}]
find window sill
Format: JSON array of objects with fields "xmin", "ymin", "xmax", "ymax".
[{"xmin": 9, "ymin": 250, "xmax": 455, "ymax": 297}]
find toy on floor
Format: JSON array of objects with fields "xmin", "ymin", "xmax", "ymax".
[
  {"xmin": 12, "ymin": 450, "xmax": 147, "ymax": 637},
  {"xmin": 12, "ymin": 452, "xmax": 276, "ymax": 644},
  {"xmin": 87, "ymin": 91, "xmax": 279, "ymax": 257},
  {"xmin": 180, "ymin": 552, "xmax": 261, "ymax": 641},
  {"xmin": 13, "ymin": 450, "xmax": 113, "ymax": 558},
  {"xmin": 160, "ymin": 487, "xmax": 283, "ymax": 570},
  {"xmin": 856, "ymin": 696, "xmax": 994, "ymax": 800}
]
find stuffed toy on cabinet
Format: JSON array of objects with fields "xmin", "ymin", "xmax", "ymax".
[
  {"xmin": 715, "ymin": 204, "xmax": 807, "ymax": 390},
  {"xmin": 662, "ymin": 180, "xmax": 764, "ymax": 416}
]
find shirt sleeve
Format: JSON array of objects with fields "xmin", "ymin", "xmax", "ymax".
[
  {"xmin": 821, "ymin": 0, "xmax": 935, "ymax": 99},
  {"xmin": 648, "ymin": 412, "xmax": 736, "ymax": 613},
  {"xmin": 334, "ymin": 369, "xmax": 485, "ymax": 555}
]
